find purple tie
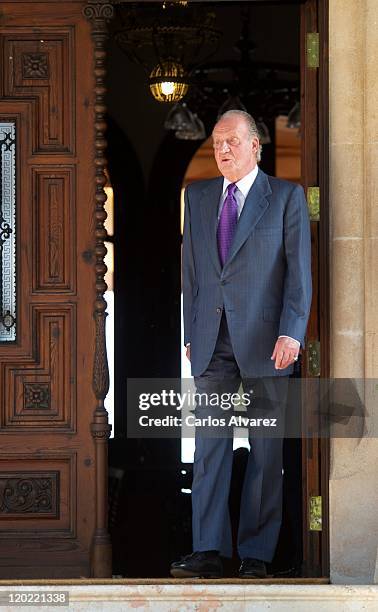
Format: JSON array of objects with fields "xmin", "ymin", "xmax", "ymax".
[{"xmin": 217, "ymin": 183, "xmax": 238, "ymax": 267}]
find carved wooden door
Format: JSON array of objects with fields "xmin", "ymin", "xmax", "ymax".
[{"xmin": 0, "ymin": 1, "xmax": 111, "ymax": 578}]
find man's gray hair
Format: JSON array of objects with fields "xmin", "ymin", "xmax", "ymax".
[{"xmin": 217, "ymin": 109, "xmax": 262, "ymax": 162}]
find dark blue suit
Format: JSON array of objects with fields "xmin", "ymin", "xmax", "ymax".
[
  {"xmin": 182, "ymin": 168, "xmax": 312, "ymax": 561},
  {"xmin": 183, "ymin": 168, "xmax": 312, "ymax": 376}
]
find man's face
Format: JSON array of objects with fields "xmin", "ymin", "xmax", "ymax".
[{"xmin": 212, "ymin": 115, "xmax": 259, "ymax": 182}]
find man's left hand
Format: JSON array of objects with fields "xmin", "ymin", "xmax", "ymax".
[{"xmin": 271, "ymin": 337, "xmax": 299, "ymax": 369}]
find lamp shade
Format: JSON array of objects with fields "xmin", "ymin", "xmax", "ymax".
[
  {"xmin": 287, "ymin": 101, "xmax": 301, "ymax": 128},
  {"xmin": 164, "ymin": 102, "xmax": 193, "ymax": 131},
  {"xmin": 149, "ymin": 60, "xmax": 189, "ymax": 103},
  {"xmin": 175, "ymin": 113, "xmax": 206, "ymax": 140}
]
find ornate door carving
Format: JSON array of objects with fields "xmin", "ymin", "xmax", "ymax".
[{"xmin": 0, "ymin": 1, "xmax": 111, "ymax": 578}]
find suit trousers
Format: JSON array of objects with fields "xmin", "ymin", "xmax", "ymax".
[{"xmin": 191, "ymin": 312, "xmax": 288, "ymax": 562}]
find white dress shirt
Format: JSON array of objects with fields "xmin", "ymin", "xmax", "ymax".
[{"xmin": 218, "ymin": 165, "xmax": 259, "ymax": 220}]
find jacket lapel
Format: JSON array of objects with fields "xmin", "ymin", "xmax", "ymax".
[
  {"xmin": 224, "ymin": 169, "xmax": 272, "ymax": 268},
  {"xmin": 199, "ymin": 177, "xmax": 223, "ymax": 275}
]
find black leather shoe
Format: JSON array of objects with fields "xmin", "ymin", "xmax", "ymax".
[
  {"xmin": 238, "ymin": 557, "xmax": 267, "ymax": 578},
  {"xmin": 170, "ymin": 551, "xmax": 223, "ymax": 578}
]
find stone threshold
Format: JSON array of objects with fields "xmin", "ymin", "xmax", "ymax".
[
  {"xmin": 0, "ymin": 577, "xmax": 330, "ymax": 585},
  {"xmin": 0, "ymin": 583, "xmax": 377, "ymax": 611}
]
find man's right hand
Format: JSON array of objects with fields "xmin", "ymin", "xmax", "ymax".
[{"xmin": 186, "ymin": 344, "xmax": 191, "ymax": 361}]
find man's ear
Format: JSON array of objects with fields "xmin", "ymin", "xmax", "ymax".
[{"xmin": 251, "ymin": 137, "xmax": 259, "ymax": 154}]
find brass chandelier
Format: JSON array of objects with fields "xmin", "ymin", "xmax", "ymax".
[
  {"xmin": 113, "ymin": 2, "xmax": 221, "ymax": 103},
  {"xmin": 149, "ymin": 59, "xmax": 189, "ymax": 103}
]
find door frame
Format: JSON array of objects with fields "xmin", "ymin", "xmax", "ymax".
[
  {"xmin": 84, "ymin": 0, "xmax": 330, "ymax": 578},
  {"xmin": 300, "ymin": 0, "xmax": 330, "ymax": 577}
]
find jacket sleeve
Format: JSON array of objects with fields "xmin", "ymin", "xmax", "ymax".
[
  {"xmin": 279, "ymin": 184, "xmax": 312, "ymax": 348},
  {"xmin": 182, "ymin": 185, "xmax": 196, "ymax": 346}
]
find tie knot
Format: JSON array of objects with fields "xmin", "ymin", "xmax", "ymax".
[{"xmin": 227, "ymin": 183, "xmax": 237, "ymax": 197}]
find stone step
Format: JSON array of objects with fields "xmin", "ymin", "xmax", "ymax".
[{"xmin": 0, "ymin": 583, "xmax": 377, "ymax": 611}]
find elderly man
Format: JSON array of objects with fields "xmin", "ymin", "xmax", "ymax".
[{"xmin": 171, "ymin": 110, "xmax": 312, "ymax": 578}]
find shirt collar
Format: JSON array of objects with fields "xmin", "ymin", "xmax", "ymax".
[{"xmin": 222, "ymin": 165, "xmax": 259, "ymax": 198}]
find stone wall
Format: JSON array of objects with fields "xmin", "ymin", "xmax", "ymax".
[{"xmin": 329, "ymin": 0, "xmax": 378, "ymax": 584}]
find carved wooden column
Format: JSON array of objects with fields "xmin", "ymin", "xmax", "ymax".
[{"xmin": 83, "ymin": 0, "xmax": 114, "ymax": 578}]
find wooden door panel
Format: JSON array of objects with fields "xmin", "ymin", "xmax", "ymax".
[
  {"xmin": 3, "ymin": 32, "xmax": 75, "ymax": 153},
  {"xmin": 4, "ymin": 305, "xmax": 76, "ymax": 429},
  {"xmin": 32, "ymin": 167, "xmax": 77, "ymax": 293},
  {"xmin": 0, "ymin": 454, "xmax": 75, "ymax": 533},
  {"xmin": 0, "ymin": 1, "xmax": 109, "ymax": 578}
]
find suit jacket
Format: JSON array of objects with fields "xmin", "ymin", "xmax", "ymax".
[{"xmin": 182, "ymin": 168, "xmax": 312, "ymax": 377}]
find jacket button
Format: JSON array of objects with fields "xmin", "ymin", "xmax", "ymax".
[{"xmin": 216, "ymin": 307, "xmax": 222, "ymax": 314}]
